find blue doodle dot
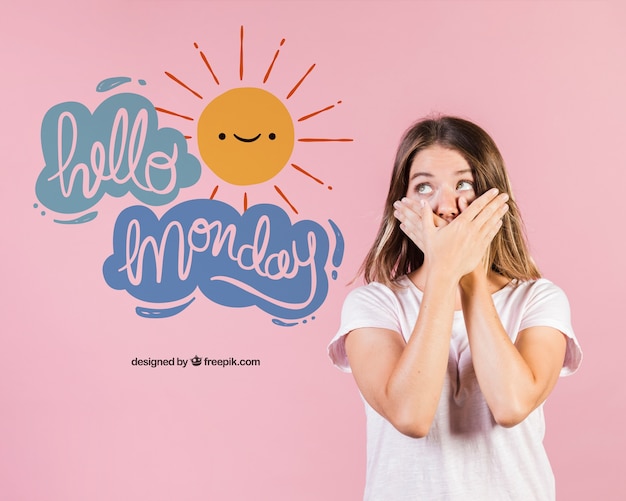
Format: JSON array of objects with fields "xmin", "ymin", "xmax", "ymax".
[
  {"xmin": 332, "ymin": 270, "xmax": 338, "ymax": 280},
  {"xmin": 303, "ymin": 319, "xmax": 307, "ymax": 324},
  {"xmin": 138, "ymin": 79, "xmax": 146, "ymax": 85},
  {"xmin": 33, "ymin": 203, "xmax": 39, "ymax": 208},
  {"xmin": 41, "ymin": 211, "xmax": 46, "ymax": 216},
  {"xmin": 312, "ymin": 316, "xmax": 316, "ymax": 321}
]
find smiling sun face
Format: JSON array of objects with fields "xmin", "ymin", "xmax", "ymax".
[
  {"xmin": 197, "ymin": 87, "xmax": 294, "ymax": 185},
  {"xmin": 155, "ymin": 26, "xmax": 353, "ymax": 213}
]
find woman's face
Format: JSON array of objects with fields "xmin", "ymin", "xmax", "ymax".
[{"xmin": 406, "ymin": 145, "xmax": 476, "ymax": 223}]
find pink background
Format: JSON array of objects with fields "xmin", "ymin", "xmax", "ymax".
[{"xmin": 2, "ymin": 1, "xmax": 624, "ymax": 499}]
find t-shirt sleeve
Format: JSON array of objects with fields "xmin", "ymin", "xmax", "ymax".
[
  {"xmin": 328, "ymin": 283, "xmax": 401, "ymax": 373},
  {"xmin": 519, "ymin": 280, "xmax": 582, "ymax": 376}
]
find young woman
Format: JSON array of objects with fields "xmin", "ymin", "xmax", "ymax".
[{"xmin": 328, "ymin": 116, "xmax": 582, "ymax": 500}]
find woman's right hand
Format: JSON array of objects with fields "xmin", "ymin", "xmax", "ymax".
[{"xmin": 394, "ymin": 188, "xmax": 509, "ymax": 281}]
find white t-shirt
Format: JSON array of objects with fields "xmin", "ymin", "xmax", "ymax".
[{"xmin": 328, "ymin": 277, "xmax": 582, "ymax": 501}]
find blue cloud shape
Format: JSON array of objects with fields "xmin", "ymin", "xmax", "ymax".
[
  {"xmin": 35, "ymin": 93, "xmax": 201, "ymax": 214},
  {"xmin": 103, "ymin": 199, "xmax": 340, "ymax": 320}
]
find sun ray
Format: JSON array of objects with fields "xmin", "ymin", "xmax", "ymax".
[
  {"xmin": 298, "ymin": 101, "xmax": 342, "ymax": 122},
  {"xmin": 194, "ymin": 42, "xmax": 220, "ymax": 85},
  {"xmin": 286, "ymin": 63, "xmax": 316, "ymax": 99},
  {"xmin": 298, "ymin": 137, "xmax": 353, "ymax": 142},
  {"xmin": 239, "ymin": 25, "xmax": 244, "ymax": 81},
  {"xmin": 291, "ymin": 163, "xmax": 333, "ymax": 190},
  {"xmin": 263, "ymin": 38, "xmax": 286, "ymax": 84},
  {"xmin": 154, "ymin": 107, "xmax": 195, "ymax": 121},
  {"xmin": 291, "ymin": 163, "xmax": 323, "ymax": 184},
  {"xmin": 274, "ymin": 185, "xmax": 298, "ymax": 214},
  {"xmin": 164, "ymin": 72, "xmax": 203, "ymax": 99},
  {"xmin": 176, "ymin": 26, "xmax": 351, "ymax": 211}
]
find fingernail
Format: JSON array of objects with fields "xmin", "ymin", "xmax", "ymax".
[{"xmin": 393, "ymin": 201, "xmax": 401, "ymax": 209}]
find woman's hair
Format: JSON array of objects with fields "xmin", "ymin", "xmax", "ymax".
[{"xmin": 361, "ymin": 115, "xmax": 541, "ymax": 286}]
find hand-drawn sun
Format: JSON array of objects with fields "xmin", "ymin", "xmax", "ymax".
[
  {"xmin": 197, "ymin": 87, "xmax": 294, "ymax": 185},
  {"xmin": 155, "ymin": 26, "xmax": 352, "ymax": 214}
]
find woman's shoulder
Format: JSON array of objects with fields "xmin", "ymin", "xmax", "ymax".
[
  {"xmin": 505, "ymin": 278, "xmax": 581, "ymax": 375},
  {"xmin": 331, "ymin": 276, "xmax": 413, "ymax": 372},
  {"xmin": 344, "ymin": 276, "xmax": 415, "ymax": 306},
  {"xmin": 497, "ymin": 277, "xmax": 573, "ymax": 334},
  {"xmin": 501, "ymin": 277, "xmax": 568, "ymax": 304}
]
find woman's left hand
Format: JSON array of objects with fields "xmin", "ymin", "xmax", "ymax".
[{"xmin": 392, "ymin": 198, "xmax": 448, "ymax": 252}]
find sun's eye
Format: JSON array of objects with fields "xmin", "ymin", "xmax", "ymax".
[
  {"xmin": 416, "ymin": 183, "xmax": 433, "ymax": 195},
  {"xmin": 457, "ymin": 180, "xmax": 474, "ymax": 192}
]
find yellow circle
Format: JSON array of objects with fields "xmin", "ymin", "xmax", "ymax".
[{"xmin": 197, "ymin": 87, "xmax": 295, "ymax": 186}]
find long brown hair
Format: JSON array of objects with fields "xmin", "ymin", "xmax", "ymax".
[{"xmin": 361, "ymin": 115, "xmax": 540, "ymax": 286}]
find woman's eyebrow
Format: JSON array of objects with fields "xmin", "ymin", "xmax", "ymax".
[
  {"xmin": 409, "ymin": 168, "xmax": 472, "ymax": 181},
  {"xmin": 409, "ymin": 171, "xmax": 433, "ymax": 180}
]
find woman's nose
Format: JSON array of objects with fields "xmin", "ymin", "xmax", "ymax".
[{"xmin": 434, "ymin": 188, "xmax": 459, "ymax": 221}]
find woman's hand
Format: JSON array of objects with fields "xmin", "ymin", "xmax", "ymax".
[{"xmin": 393, "ymin": 188, "xmax": 509, "ymax": 281}]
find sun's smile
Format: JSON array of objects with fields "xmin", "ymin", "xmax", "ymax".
[{"xmin": 233, "ymin": 133, "xmax": 262, "ymax": 143}]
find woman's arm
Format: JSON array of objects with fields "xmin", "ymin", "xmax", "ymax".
[
  {"xmin": 459, "ymin": 271, "xmax": 567, "ymax": 427},
  {"xmin": 345, "ymin": 189, "xmax": 509, "ymax": 437},
  {"xmin": 345, "ymin": 269, "xmax": 458, "ymax": 438}
]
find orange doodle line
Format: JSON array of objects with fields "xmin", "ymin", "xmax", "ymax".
[
  {"xmin": 194, "ymin": 42, "xmax": 220, "ymax": 85},
  {"xmin": 264, "ymin": 38, "xmax": 286, "ymax": 84},
  {"xmin": 164, "ymin": 72, "xmax": 203, "ymax": 100},
  {"xmin": 154, "ymin": 107, "xmax": 194, "ymax": 121},
  {"xmin": 274, "ymin": 186, "xmax": 298, "ymax": 214},
  {"xmin": 239, "ymin": 26, "xmax": 244, "ymax": 81},
  {"xmin": 210, "ymin": 185, "xmax": 219, "ymax": 200},
  {"xmin": 298, "ymin": 101, "xmax": 341, "ymax": 122},
  {"xmin": 297, "ymin": 138, "xmax": 354, "ymax": 142},
  {"xmin": 243, "ymin": 192, "xmax": 248, "ymax": 212},
  {"xmin": 286, "ymin": 63, "xmax": 316, "ymax": 99},
  {"xmin": 291, "ymin": 163, "xmax": 323, "ymax": 185}
]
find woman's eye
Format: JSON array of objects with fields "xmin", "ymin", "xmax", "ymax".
[
  {"xmin": 457, "ymin": 180, "xmax": 474, "ymax": 191},
  {"xmin": 416, "ymin": 183, "xmax": 433, "ymax": 195}
]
